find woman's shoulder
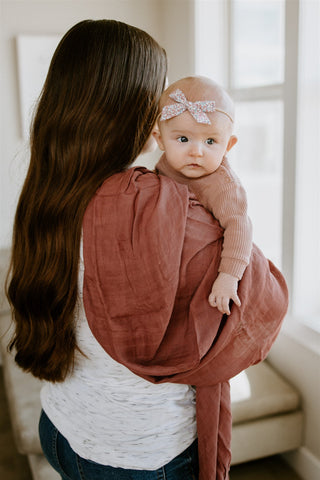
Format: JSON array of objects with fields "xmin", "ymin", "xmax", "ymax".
[{"xmin": 96, "ymin": 166, "xmax": 189, "ymax": 197}]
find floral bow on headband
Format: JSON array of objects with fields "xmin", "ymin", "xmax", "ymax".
[{"xmin": 160, "ymin": 89, "xmax": 233, "ymax": 124}]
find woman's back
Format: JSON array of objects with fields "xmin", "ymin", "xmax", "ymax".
[{"xmin": 40, "ymin": 243, "xmax": 197, "ymax": 470}]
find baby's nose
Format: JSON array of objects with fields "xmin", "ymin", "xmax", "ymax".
[{"xmin": 190, "ymin": 142, "xmax": 203, "ymax": 156}]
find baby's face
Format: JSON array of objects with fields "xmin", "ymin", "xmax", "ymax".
[{"xmin": 156, "ymin": 111, "xmax": 235, "ymax": 178}]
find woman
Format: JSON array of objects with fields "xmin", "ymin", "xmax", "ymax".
[{"xmin": 6, "ymin": 19, "xmax": 288, "ymax": 480}]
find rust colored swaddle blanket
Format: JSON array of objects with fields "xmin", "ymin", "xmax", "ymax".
[{"xmin": 83, "ymin": 167, "xmax": 288, "ymax": 480}]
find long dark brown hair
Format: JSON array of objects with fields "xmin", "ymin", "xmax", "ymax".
[{"xmin": 6, "ymin": 19, "xmax": 167, "ymax": 382}]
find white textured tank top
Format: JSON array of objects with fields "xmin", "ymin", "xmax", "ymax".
[{"xmin": 40, "ymin": 243, "xmax": 197, "ymax": 470}]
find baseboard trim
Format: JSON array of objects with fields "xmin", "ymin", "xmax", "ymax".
[{"xmin": 283, "ymin": 447, "xmax": 320, "ymax": 480}]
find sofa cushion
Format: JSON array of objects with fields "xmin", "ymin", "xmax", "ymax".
[
  {"xmin": 0, "ymin": 314, "xmax": 43, "ymax": 454},
  {"xmin": 231, "ymin": 361, "xmax": 301, "ymax": 424},
  {"xmin": 28, "ymin": 454, "xmax": 60, "ymax": 480},
  {"xmin": 231, "ymin": 410, "xmax": 303, "ymax": 464}
]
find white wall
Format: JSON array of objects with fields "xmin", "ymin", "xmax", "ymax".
[
  {"xmin": 158, "ymin": 0, "xmax": 195, "ymax": 83},
  {"xmin": 268, "ymin": 324, "xmax": 320, "ymax": 480},
  {"xmin": 0, "ymin": 0, "xmax": 195, "ymax": 249}
]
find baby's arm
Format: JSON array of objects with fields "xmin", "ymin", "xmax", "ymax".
[
  {"xmin": 156, "ymin": 155, "xmax": 252, "ymax": 315},
  {"xmin": 187, "ymin": 158, "xmax": 252, "ymax": 314}
]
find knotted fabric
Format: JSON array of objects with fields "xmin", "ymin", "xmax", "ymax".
[{"xmin": 82, "ymin": 167, "xmax": 288, "ymax": 480}]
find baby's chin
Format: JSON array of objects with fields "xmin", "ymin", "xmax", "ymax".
[{"xmin": 180, "ymin": 164, "xmax": 209, "ymax": 178}]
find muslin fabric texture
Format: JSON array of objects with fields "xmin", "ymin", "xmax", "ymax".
[{"xmin": 82, "ymin": 167, "xmax": 288, "ymax": 480}]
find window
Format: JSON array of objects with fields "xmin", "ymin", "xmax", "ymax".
[{"xmin": 195, "ymin": 0, "xmax": 320, "ymax": 332}]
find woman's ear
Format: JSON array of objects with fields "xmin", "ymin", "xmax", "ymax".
[
  {"xmin": 226, "ymin": 135, "xmax": 238, "ymax": 153},
  {"xmin": 152, "ymin": 124, "xmax": 165, "ymax": 151}
]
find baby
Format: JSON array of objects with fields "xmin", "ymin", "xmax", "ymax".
[{"xmin": 153, "ymin": 75, "xmax": 252, "ymax": 315}]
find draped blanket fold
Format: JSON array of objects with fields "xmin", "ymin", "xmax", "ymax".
[{"xmin": 83, "ymin": 167, "xmax": 288, "ymax": 480}]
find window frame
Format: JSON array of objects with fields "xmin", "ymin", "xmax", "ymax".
[
  {"xmin": 228, "ymin": 0, "xmax": 297, "ymax": 296},
  {"xmin": 195, "ymin": 0, "xmax": 320, "ymax": 341}
]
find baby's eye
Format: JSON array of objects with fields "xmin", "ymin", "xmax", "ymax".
[
  {"xmin": 178, "ymin": 136, "xmax": 188, "ymax": 143},
  {"xmin": 205, "ymin": 138, "xmax": 215, "ymax": 145}
]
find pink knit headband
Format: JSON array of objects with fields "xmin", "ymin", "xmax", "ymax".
[{"xmin": 160, "ymin": 89, "xmax": 233, "ymax": 125}]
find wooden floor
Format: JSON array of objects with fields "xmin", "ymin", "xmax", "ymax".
[{"xmin": 0, "ymin": 367, "xmax": 302, "ymax": 480}]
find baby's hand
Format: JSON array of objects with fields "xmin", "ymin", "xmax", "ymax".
[{"xmin": 209, "ymin": 272, "xmax": 241, "ymax": 315}]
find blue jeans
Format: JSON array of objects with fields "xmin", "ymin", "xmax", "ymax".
[{"xmin": 39, "ymin": 410, "xmax": 199, "ymax": 480}]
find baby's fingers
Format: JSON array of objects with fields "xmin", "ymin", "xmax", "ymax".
[
  {"xmin": 208, "ymin": 293, "xmax": 217, "ymax": 308},
  {"xmin": 232, "ymin": 293, "xmax": 241, "ymax": 308},
  {"xmin": 211, "ymin": 295, "xmax": 231, "ymax": 315},
  {"xmin": 218, "ymin": 297, "xmax": 231, "ymax": 315}
]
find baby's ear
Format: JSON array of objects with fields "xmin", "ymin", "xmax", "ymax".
[
  {"xmin": 226, "ymin": 135, "xmax": 238, "ymax": 152},
  {"xmin": 152, "ymin": 125, "xmax": 165, "ymax": 151}
]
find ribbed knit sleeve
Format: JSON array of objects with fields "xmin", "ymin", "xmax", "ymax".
[{"xmin": 156, "ymin": 155, "xmax": 253, "ymax": 279}]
